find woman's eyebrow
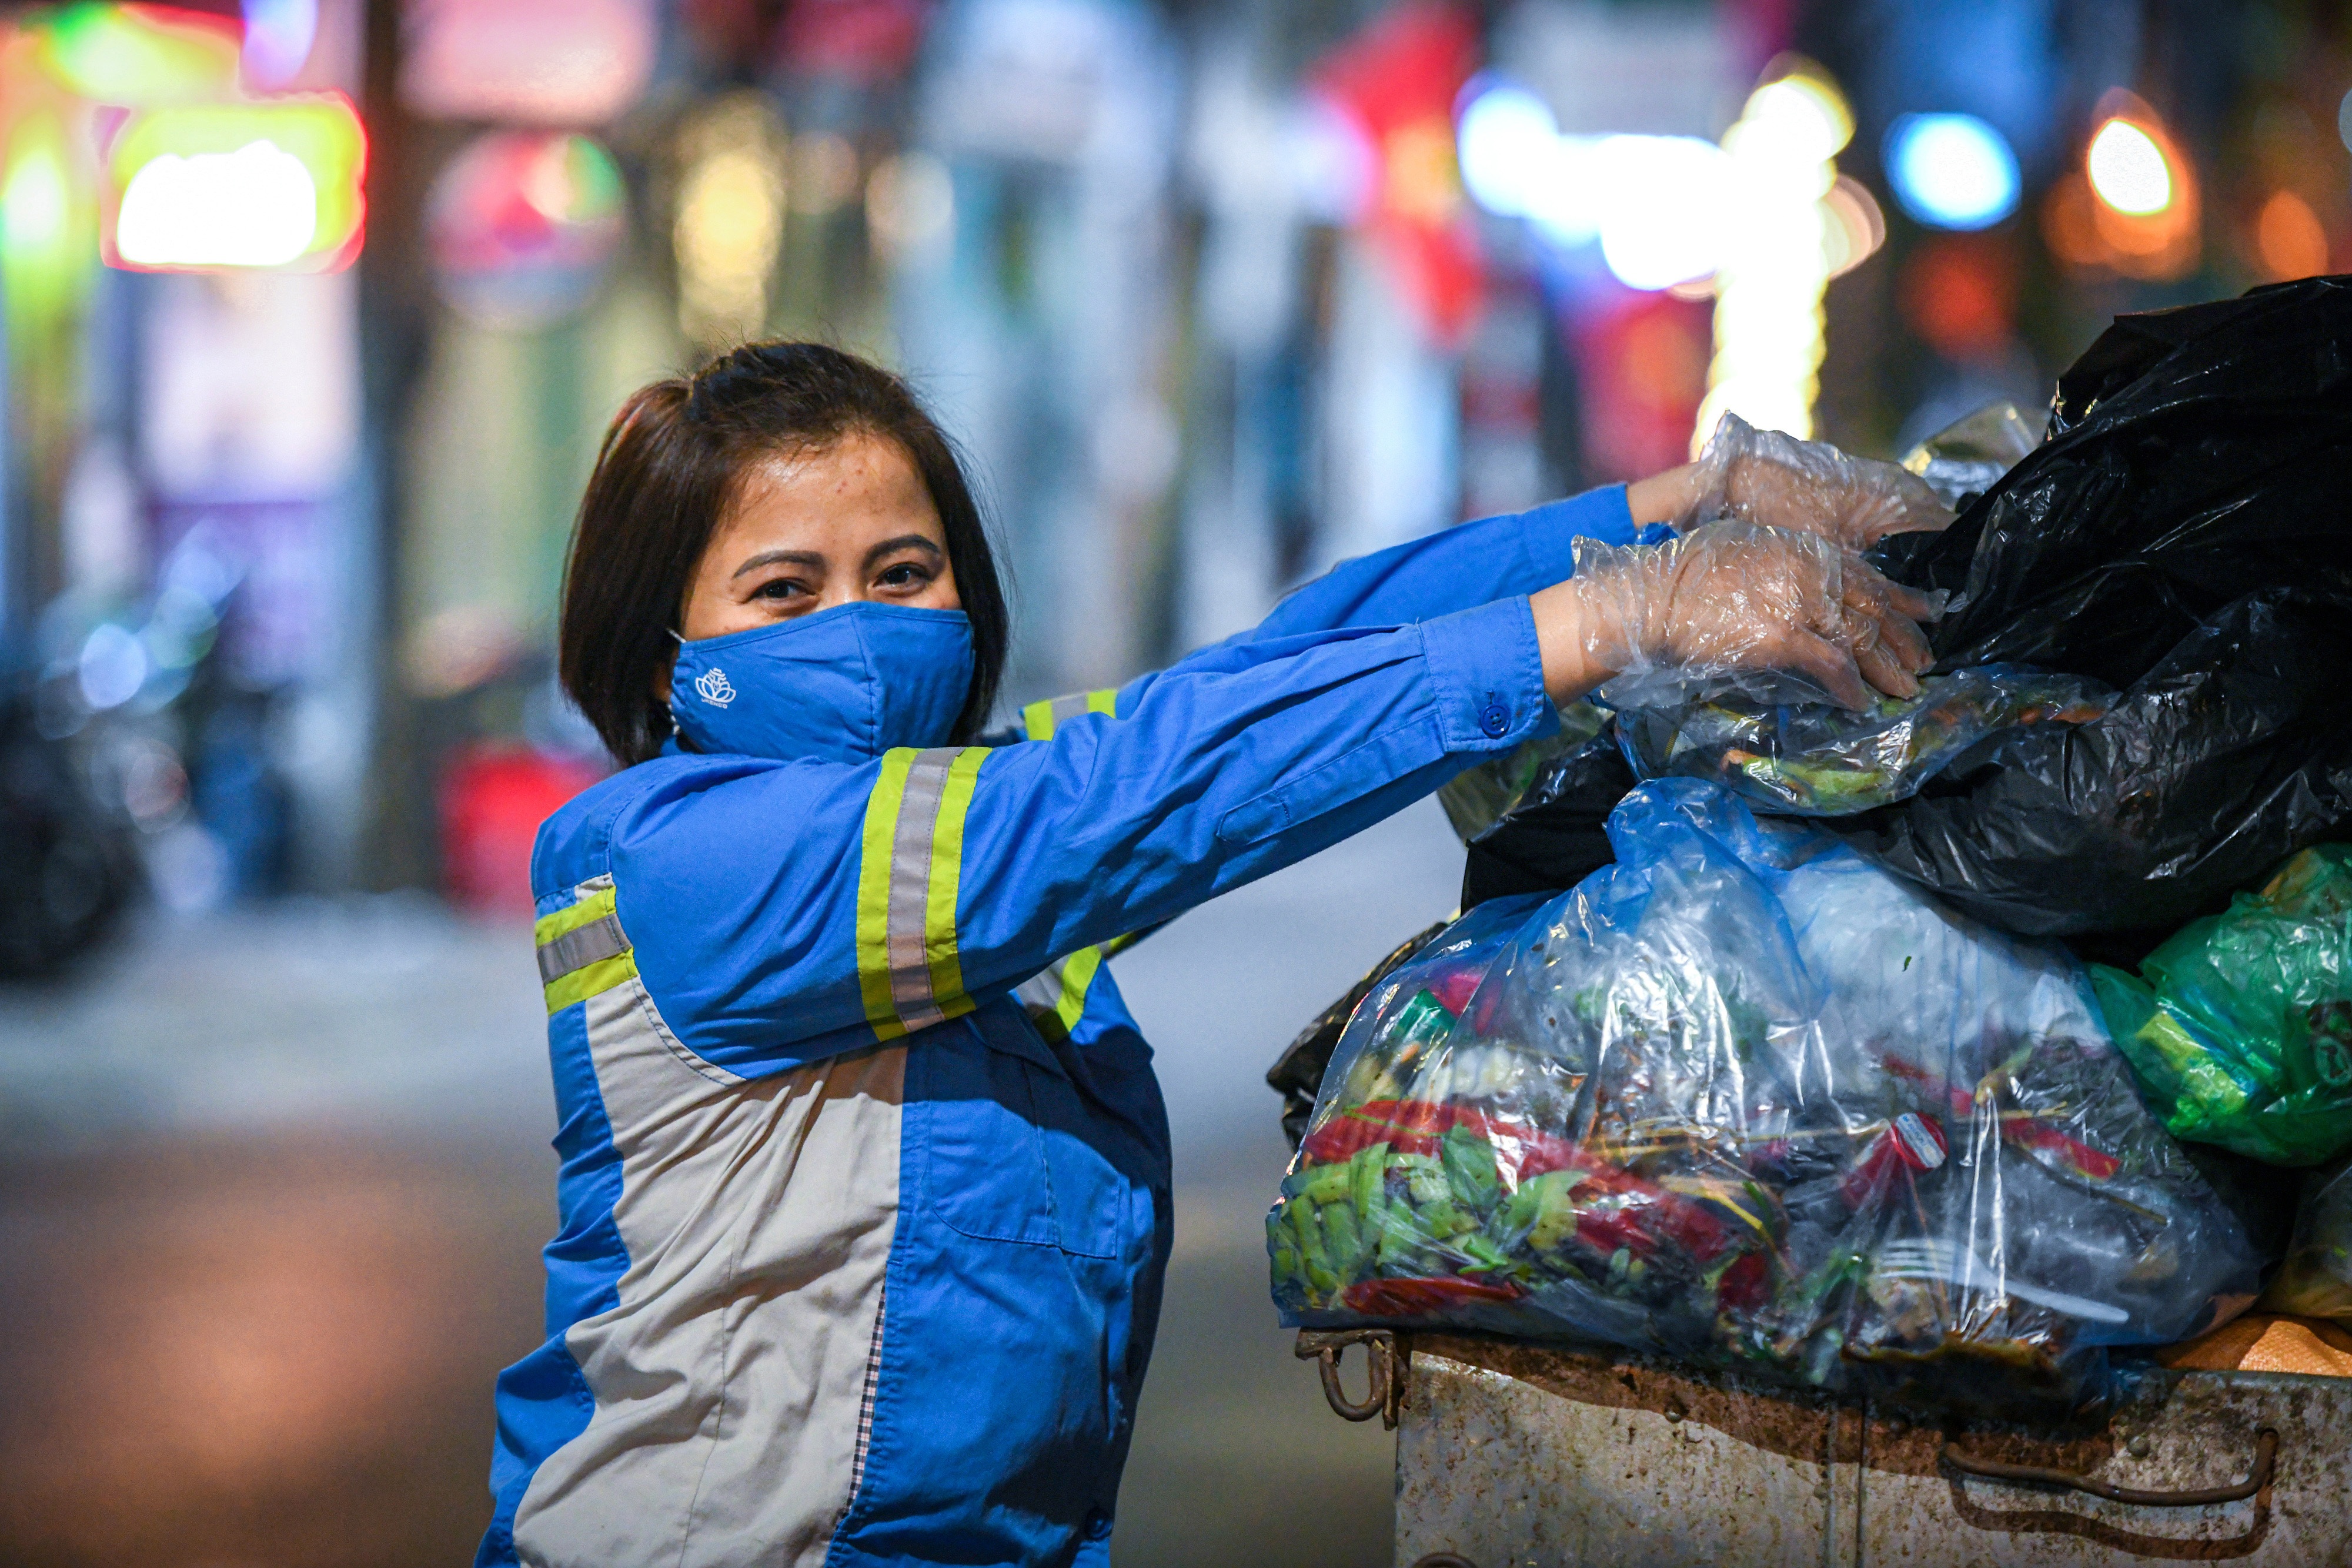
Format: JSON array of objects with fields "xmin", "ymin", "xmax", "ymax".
[
  {"xmin": 730, "ymin": 549, "xmax": 825, "ymax": 580},
  {"xmin": 862, "ymin": 534, "xmax": 943, "ymax": 568}
]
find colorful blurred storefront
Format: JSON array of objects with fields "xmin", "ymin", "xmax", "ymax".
[{"xmin": 1, "ymin": 0, "xmax": 2346, "ymax": 932}]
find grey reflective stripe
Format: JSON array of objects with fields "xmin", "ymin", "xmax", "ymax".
[
  {"xmin": 1048, "ymin": 692, "xmax": 1090, "ymax": 730},
  {"xmin": 1013, "ymin": 959, "xmax": 1065, "ymax": 1017},
  {"xmin": 537, "ymin": 913, "xmax": 632, "ymax": 985},
  {"xmin": 884, "ymin": 748, "xmax": 957, "ymax": 1031}
]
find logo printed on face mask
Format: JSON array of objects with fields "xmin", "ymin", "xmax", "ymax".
[{"xmin": 694, "ymin": 667, "xmax": 737, "ymax": 707}]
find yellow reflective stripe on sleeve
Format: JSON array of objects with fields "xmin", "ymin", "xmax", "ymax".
[
  {"xmin": 1013, "ymin": 944, "xmax": 1107, "ymax": 1042},
  {"xmin": 1053, "ymin": 945, "xmax": 1104, "ymax": 1033},
  {"xmin": 923, "ymin": 747, "xmax": 987, "ymax": 1015},
  {"xmin": 856, "ymin": 749, "xmax": 917, "ymax": 1035},
  {"xmin": 544, "ymin": 952, "xmax": 639, "ymax": 1012},
  {"xmin": 856, "ymin": 745, "xmax": 991, "ymax": 1039},
  {"xmin": 1021, "ymin": 688, "xmax": 1118, "ymax": 741},
  {"xmin": 536, "ymin": 878, "xmax": 636, "ymax": 1014},
  {"xmin": 534, "ymin": 884, "xmax": 616, "ymax": 947}
]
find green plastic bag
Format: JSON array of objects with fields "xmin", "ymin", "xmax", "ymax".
[{"xmin": 2090, "ymin": 845, "xmax": 2352, "ymax": 1166}]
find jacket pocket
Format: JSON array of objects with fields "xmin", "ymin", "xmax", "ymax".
[{"xmin": 911, "ymin": 1012, "xmax": 1122, "ymax": 1259}]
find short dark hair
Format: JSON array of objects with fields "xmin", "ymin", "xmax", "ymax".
[{"xmin": 559, "ymin": 342, "xmax": 1009, "ymax": 767}]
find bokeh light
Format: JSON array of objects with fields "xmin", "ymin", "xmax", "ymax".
[
  {"xmin": 33, "ymin": 2, "xmax": 241, "ymax": 103},
  {"xmin": 1820, "ymin": 175, "xmax": 1886, "ymax": 279},
  {"xmin": 1, "ymin": 118, "xmax": 75, "ymax": 293},
  {"xmin": 674, "ymin": 93, "xmax": 789, "ymax": 346},
  {"xmin": 1884, "ymin": 113, "xmax": 2019, "ymax": 230},
  {"xmin": 1694, "ymin": 60, "xmax": 1855, "ymax": 449},
  {"xmin": 118, "ymin": 143, "xmax": 319, "ymax": 269},
  {"xmin": 2047, "ymin": 98, "xmax": 2199, "ymax": 280},
  {"xmin": 103, "ymin": 98, "xmax": 368, "ymax": 273},
  {"xmin": 1455, "ymin": 82, "xmax": 1561, "ymax": 220},
  {"xmin": 1899, "ymin": 233, "xmax": 2017, "ymax": 360},
  {"xmin": 426, "ymin": 132, "xmax": 627, "ymax": 328},
  {"xmin": 240, "ymin": 0, "xmax": 320, "ymax": 89},
  {"xmin": 866, "ymin": 152, "xmax": 955, "ymax": 262},
  {"xmin": 1454, "ymin": 82, "xmax": 1733, "ymax": 289},
  {"xmin": 1593, "ymin": 135, "xmax": 1730, "ymax": 290},
  {"xmin": 2087, "ymin": 118, "xmax": 2173, "ymax": 215},
  {"xmin": 2255, "ymin": 189, "xmax": 2330, "ymax": 280}
]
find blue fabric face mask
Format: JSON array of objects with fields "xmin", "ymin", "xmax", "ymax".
[{"xmin": 669, "ymin": 603, "xmax": 975, "ymax": 763}]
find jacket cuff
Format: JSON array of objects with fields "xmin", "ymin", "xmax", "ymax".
[
  {"xmin": 1420, "ymin": 597, "xmax": 1556, "ymax": 754},
  {"xmin": 1519, "ymin": 484, "xmax": 1636, "ymax": 586}
]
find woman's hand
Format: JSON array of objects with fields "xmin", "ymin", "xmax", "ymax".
[
  {"xmin": 1528, "ymin": 520, "xmax": 1942, "ymax": 710},
  {"xmin": 1632, "ymin": 413, "xmax": 1955, "ymax": 550}
]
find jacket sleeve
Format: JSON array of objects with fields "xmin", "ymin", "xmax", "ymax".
[
  {"xmin": 1241, "ymin": 483, "xmax": 1654, "ymax": 642},
  {"xmin": 610, "ymin": 596, "xmax": 1553, "ymax": 1075},
  {"xmin": 1008, "ymin": 484, "xmax": 1658, "ymax": 742}
]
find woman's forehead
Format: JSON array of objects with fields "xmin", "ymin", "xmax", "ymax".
[{"xmin": 716, "ymin": 435, "xmax": 943, "ymax": 558}]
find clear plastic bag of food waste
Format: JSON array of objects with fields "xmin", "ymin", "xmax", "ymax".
[
  {"xmin": 1618, "ymin": 666, "xmax": 2113, "ymax": 817},
  {"xmin": 2261, "ymin": 1154, "xmax": 2352, "ymax": 1321},
  {"xmin": 2090, "ymin": 845, "xmax": 2352, "ymax": 1167},
  {"xmin": 1269, "ymin": 780, "xmax": 2264, "ymax": 1413}
]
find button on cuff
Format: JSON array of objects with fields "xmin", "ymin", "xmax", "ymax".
[{"xmin": 1418, "ymin": 597, "xmax": 1552, "ymax": 754}]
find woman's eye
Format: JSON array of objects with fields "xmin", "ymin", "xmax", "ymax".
[
  {"xmin": 753, "ymin": 578, "xmax": 808, "ymax": 601},
  {"xmin": 877, "ymin": 562, "xmax": 933, "ymax": 590}
]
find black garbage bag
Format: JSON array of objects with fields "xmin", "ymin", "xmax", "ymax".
[
  {"xmin": 1831, "ymin": 278, "xmax": 2352, "ymax": 938},
  {"xmin": 1459, "ymin": 731, "xmax": 1634, "ymax": 910},
  {"xmin": 1867, "ymin": 275, "xmax": 2352, "ymax": 686},
  {"xmin": 1828, "ymin": 586, "xmax": 2352, "ymax": 938}
]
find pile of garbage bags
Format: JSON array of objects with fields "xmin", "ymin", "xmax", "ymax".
[
  {"xmin": 1269, "ymin": 279, "xmax": 2352, "ymax": 1414},
  {"xmin": 1459, "ymin": 276, "xmax": 2352, "ymax": 945},
  {"xmin": 1270, "ymin": 783, "xmax": 2265, "ymax": 1412}
]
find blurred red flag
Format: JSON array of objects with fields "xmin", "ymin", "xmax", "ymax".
[{"xmin": 1311, "ymin": 1, "xmax": 1486, "ymax": 345}]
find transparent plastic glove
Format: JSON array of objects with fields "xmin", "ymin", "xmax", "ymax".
[
  {"xmin": 1685, "ymin": 412, "xmax": 1956, "ymax": 549},
  {"xmin": 1565, "ymin": 521, "xmax": 1942, "ymax": 710}
]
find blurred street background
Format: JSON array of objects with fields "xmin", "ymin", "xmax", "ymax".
[{"xmin": 0, "ymin": 0, "xmax": 2347, "ymax": 1562}]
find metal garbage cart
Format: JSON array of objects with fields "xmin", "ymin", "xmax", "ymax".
[{"xmin": 1296, "ymin": 1329, "xmax": 2351, "ymax": 1567}]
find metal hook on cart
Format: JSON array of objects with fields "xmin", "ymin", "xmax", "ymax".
[{"xmin": 1294, "ymin": 1328, "xmax": 1409, "ymax": 1429}]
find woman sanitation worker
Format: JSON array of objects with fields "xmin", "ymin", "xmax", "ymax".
[{"xmin": 481, "ymin": 343, "xmax": 1944, "ymax": 1567}]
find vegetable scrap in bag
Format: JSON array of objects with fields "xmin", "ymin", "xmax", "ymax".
[
  {"xmin": 1269, "ymin": 780, "xmax": 2265, "ymax": 1416},
  {"xmin": 1619, "ymin": 666, "xmax": 2113, "ymax": 817}
]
